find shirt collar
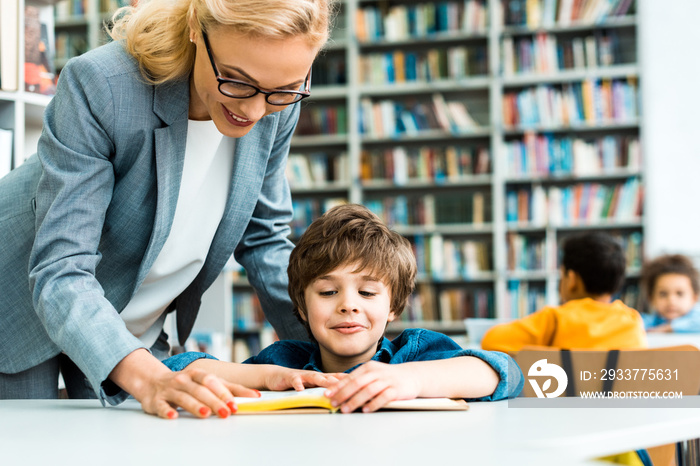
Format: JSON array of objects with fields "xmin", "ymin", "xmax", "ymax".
[{"xmin": 302, "ymin": 337, "xmax": 396, "ymax": 373}]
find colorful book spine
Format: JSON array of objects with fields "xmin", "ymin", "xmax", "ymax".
[
  {"xmin": 502, "ymin": 0, "xmax": 635, "ymax": 27},
  {"xmin": 360, "ymin": 45, "xmax": 488, "ymax": 85},
  {"xmin": 366, "ymin": 191, "xmax": 487, "ymax": 227},
  {"xmin": 360, "ymin": 145, "xmax": 490, "ymax": 183},
  {"xmin": 505, "ymin": 177, "xmax": 642, "ymax": 224},
  {"xmin": 356, "ymin": 0, "xmax": 488, "ymax": 42},
  {"xmin": 502, "ymin": 78, "xmax": 638, "ymax": 128},
  {"xmin": 504, "ymin": 134, "xmax": 641, "ymax": 176}
]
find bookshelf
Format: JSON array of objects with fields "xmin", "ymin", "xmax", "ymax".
[
  {"xmin": 230, "ymin": 0, "xmax": 644, "ymax": 358},
  {"xmin": 0, "ymin": 0, "xmax": 116, "ymax": 173},
  {"xmin": 53, "ymin": 0, "xmax": 125, "ymax": 71},
  {"xmin": 0, "ymin": 0, "xmax": 57, "ymax": 176},
  {"xmin": 0, "ymin": 0, "xmax": 646, "ymax": 359}
]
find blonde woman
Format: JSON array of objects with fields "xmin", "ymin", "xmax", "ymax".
[{"xmin": 0, "ymin": 0, "xmax": 336, "ymax": 419}]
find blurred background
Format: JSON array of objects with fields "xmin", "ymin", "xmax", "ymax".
[{"xmin": 1, "ymin": 0, "xmax": 698, "ymax": 360}]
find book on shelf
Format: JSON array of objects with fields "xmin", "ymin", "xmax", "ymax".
[
  {"xmin": 507, "ymin": 233, "xmax": 547, "ymax": 272},
  {"xmin": 506, "ymin": 281, "xmax": 546, "ymax": 318},
  {"xmin": 502, "ymin": 31, "xmax": 627, "ymax": 76},
  {"xmin": 502, "ymin": 0, "xmax": 635, "ymax": 27},
  {"xmin": 506, "ymin": 177, "xmax": 642, "ymax": 225},
  {"xmin": 234, "ymin": 387, "xmax": 468, "ymax": 414},
  {"xmin": 365, "ymin": 190, "xmax": 486, "ymax": 228},
  {"xmin": 359, "ymin": 45, "xmax": 487, "ymax": 85},
  {"xmin": 295, "ymin": 104, "xmax": 347, "ymax": 136},
  {"xmin": 410, "ymin": 234, "xmax": 491, "ymax": 280},
  {"xmin": 286, "ymin": 152, "xmax": 348, "ymax": 188},
  {"xmin": 502, "ymin": 78, "xmax": 638, "ymax": 128},
  {"xmin": 24, "ymin": 5, "xmax": 56, "ymax": 95},
  {"xmin": 439, "ymin": 288, "xmax": 493, "ymax": 321},
  {"xmin": 505, "ymin": 133, "xmax": 641, "ymax": 177},
  {"xmin": 0, "ymin": 0, "xmax": 19, "ymax": 91},
  {"xmin": 290, "ymin": 198, "xmax": 347, "ymax": 237},
  {"xmin": 355, "ymin": 0, "xmax": 487, "ymax": 43},
  {"xmin": 0, "ymin": 128, "xmax": 12, "ymax": 178}
]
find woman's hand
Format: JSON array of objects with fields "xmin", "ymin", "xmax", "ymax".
[
  {"xmin": 263, "ymin": 366, "xmax": 347, "ymax": 391},
  {"xmin": 323, "ymin": 361, "xmax": 420, "ymax": 413},
  {"xmin": 109, "ymin": 348, "xmax": 259, "ymax": 420},
  {"xmin": 140, "ymin": 366, "xmax": 260, "ymax": 419}
]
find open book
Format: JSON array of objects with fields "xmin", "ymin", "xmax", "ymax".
[{"xmin": 235, "ymin": 387, "xmax": 468, "ymax": 414}]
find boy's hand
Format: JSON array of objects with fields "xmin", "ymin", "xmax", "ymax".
[
  {"xmin": 647, "ymin": 323, "xmax": 673, "ymax": 333},
  {"xmin": 323, "ymin": 361, "xmax": 420, "ymax": 413},
  {"xmin": 264, "ymin": 367, "xmax": 346, "ymax": 391}
]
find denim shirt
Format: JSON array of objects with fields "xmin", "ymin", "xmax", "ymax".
[{"xmin": 163, "ymin": 329, "xmax": 524, "ymax": 401}]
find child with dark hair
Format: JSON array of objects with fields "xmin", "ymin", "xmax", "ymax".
[
  {"xmin": 640, "ymin": 254, "xmax": 700, "ymax": 333},
  {"xmin": 481, "ymin": 232, "xmax": 647, "ymax": 353},
  {"xmin": 163, "ymin": 204, "xmax": 523, "ymax": 413}
]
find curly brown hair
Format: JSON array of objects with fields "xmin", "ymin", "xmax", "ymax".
[
  {"xmin": 641, "ymin": 254, "xmax": 700, "ymax": 300},
  {"xmin": 288, "ymin": 204, "xmax": 417, "ymax": 339}
]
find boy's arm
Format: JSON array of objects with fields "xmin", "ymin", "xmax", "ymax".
[
  {"xmin": 325, "ymin": 348, "xmax": 523, "ymax": 413},
  {"xmin": 480, "ymin": 308, "xmax": 558, "ymax": 352},
  {"xmin": 325, "ymin": 357, "xmax": 500, "ymax": 413},
  {"xmin": 670, "ymin": 307, "xmax": 700, "ymax": 333},
  {"xmin": 189, "ymin": 359, "xmax": 342, "ymax": 391},
  {"xmin": 163, "ymin": 352, "xmax": 342, "ymax": 391}
]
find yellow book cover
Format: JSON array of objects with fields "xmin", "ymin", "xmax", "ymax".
[{"xmin": 235, "ymin": 387, "xmax": 468, "ymax": 414}]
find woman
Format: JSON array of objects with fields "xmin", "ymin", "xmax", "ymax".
[{"xmin": 0, "ymin": 0, "xmax": 334, "ymax": 419}]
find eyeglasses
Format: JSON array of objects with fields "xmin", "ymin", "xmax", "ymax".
[{"xmin": 201, "ymin": 31, "xmax": 311, "ymax": 106}]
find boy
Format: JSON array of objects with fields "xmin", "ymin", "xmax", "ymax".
[
  {"xmin": 481, "ymin": 232, "xmax": 647, "ymax": 353},
  {"xmin": 165, "ymin": 204, "xmax": 523, "ymax": 413},
  {"xmin": 641, "ymin": 254, "xmax": 700, "ymax": 333}
]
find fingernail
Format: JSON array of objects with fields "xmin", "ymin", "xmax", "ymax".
[
  {"xmin": 227, "ymin": 400, "xmax": 236, "ymax": 411},
  {"xmin": 167, "ymin": 410, "xmax": 177, "ymax": 419},
  {"xmin": 217, "ymin": 408, "xmax": 229, "ymax": 419},
  {"xmin": 254, "ymin": 389, "xmax": 261, "ymax": 396},
  {"xmin": 199, "ymin": 407, "xmax": 211, "ymax": 417},
  {"xmin": 324, "ymin": 389, "xmax": 332, "ymax": 397}
]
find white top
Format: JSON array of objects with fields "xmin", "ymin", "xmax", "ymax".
[{"xmin": 120, "ymin": 120, "xmax": 234, "ymax": 347}]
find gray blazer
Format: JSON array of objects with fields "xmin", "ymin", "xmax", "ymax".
[{"xmin": 0, "ymin": 41, "xmax": 305, "ymax": 403}]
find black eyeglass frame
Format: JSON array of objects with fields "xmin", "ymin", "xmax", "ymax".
[{"xmin": 201, "ymin": 31, "xmax": 311, "ymax": 106}]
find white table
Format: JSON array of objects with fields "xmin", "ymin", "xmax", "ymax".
[
  {"xmin": 3, "ymin": 398, "xmax": 700, "ymax": 466},
  {"xmin": 647, "ymin": 333, "xmax": 700, "ymax": 349}
]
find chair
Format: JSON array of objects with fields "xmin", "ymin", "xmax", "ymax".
[{"xmin": 513, "ymin": 345, "xmax": 700, "ymax": 466}]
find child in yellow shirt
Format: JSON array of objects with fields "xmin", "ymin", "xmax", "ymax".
[{"xmin": 481, "ymin": 232, "xmax": 647, "ymax": 353}]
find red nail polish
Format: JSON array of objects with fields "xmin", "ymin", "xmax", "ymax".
[
  {"xmin": 199, "ymin": 407, "xmax": 210, "ymax": 417},
  {"xmin": 227, "ymin": 401, "xmax": 236, "ymax": 411},
  {"xmin": 254, "ymin": 389, "xmax": 261, "ymax": 395},
  {"xmin": 167, "ymin": 410, "xmax": 177, "ymax": 419},
  {"xmin": 217, "ymin": 408, "xmax": 229, "ymax": 418}
]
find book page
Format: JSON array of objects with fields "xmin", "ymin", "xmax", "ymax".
[{"xmin": 234, "ymin": 387, "xmax": 468, "ymax": 414}]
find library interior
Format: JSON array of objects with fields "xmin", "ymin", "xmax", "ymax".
[{"xmin": 2, "ymin": 0, "xmax": 700, "ymax": 464}]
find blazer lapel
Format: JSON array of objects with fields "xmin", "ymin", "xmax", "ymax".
[{"xmin": 134, "ymin": 78, "xmax": 190, "ymax": 289}]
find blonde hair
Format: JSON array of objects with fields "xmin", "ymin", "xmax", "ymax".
[{"xmin": 109, "ymin": 0, "xmax": 334, "ymax": 84}]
